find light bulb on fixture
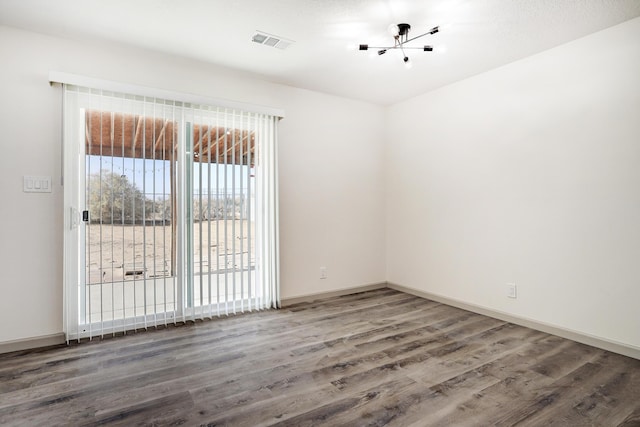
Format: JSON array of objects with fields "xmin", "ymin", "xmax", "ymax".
[
  {"xmin": 387, "ymin": 24, "xmax": 400, "ymax": 37},
  {"xmin": 403, "ymin": 56, "xmax": 412, "ymax": 69}
]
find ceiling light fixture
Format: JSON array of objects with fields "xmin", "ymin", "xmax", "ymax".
[{"xmin": 359, "ymin": 23, "xmax": 439, "ymax": 68}]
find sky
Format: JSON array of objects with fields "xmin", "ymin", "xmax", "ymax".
[{"xmin": 87, "ymin": 155, "xmax": 254, "ymax": 199}]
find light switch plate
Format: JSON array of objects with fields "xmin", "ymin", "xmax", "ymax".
[{"xmin": 24, "ymin": 176, "xmax": 52, "ymax": 193}]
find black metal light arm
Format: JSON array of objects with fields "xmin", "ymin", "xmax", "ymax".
[
  {"xmin": 359, "ymin": 45, "xmax": 433, "ymax": 51},
  {"xmin": 359, "ymin": 24, "xmax": 439, "ymax": 56}
]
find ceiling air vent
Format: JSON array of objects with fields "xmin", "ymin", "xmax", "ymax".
[{"xmin": 252, "ymin": 31, "xmax": 294, "ymax": 50}]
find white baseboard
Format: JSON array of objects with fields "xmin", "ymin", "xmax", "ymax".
[
  {"xmin": 3, "ymin": 283, "xmax": 638, "ymax": 361},
  {"xmin": 0, "ymin": 333, "xmax": 66, "ymax": 355},
  {"xmin": 281, "ymin": 282, "xmax": 388, "ymax": 307},
  {"xmin": 387, "ymin": 282, "xmax": 640, "ymax": 361}
]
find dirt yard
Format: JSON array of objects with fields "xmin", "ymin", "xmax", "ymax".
[{"xmin": 85, "ymin": 220, "xmax": 254, "ymax": 284}]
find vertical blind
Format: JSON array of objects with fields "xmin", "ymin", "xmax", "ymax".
[{"xmin": 61, "ymin": 83, "xmax": 280, "ymax": 341}]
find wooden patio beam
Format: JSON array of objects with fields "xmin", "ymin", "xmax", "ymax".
[{"xmin": 132, "ymin": 116, "xmax": 143, "ymax": 156}]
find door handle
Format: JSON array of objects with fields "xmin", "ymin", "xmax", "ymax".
[{"xmin": 70, "ymin": 207, "xmax": 83, "ymax": 229}]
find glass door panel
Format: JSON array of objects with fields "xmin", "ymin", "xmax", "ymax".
[
  {"xmin": 190, "ymin": 121, "xmax": 257, "ymax": 315},
  {"xmin": 83, "ymin": 110, "xmax": 178, "ymax": 329}
]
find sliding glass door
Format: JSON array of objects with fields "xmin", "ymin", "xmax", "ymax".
[{"xmin": 63, "ymin": 85, "xmax": 279, "ymax": 341}]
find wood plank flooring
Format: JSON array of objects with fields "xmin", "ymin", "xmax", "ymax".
[{"xmin": 1, "ymin": 288, "xmax": 639, "ymax": 426}]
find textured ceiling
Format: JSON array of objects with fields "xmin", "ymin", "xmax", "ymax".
[{"xmin": 1, "ymin": 0, "xmax": 639, "ymax": 105}]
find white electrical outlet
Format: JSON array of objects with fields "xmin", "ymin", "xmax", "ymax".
[
  {"xmin": 320, "ymin": 267, "xmax": 327, "ymax": 279},
  {"xmin": 506, "ymin": 283, "xmax": 517, "ymax": 299}
]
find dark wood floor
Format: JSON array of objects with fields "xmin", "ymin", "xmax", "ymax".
[{"xmin": 1, "ymin": 289, "xmax": 639, "ymax": 426}]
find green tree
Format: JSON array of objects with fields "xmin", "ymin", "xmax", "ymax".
[{"xmin": 87, "ymin": 170, "xmax": 148, "ymax": 223}]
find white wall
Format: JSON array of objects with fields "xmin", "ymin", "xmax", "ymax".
[
  {"xmin": 386, "ymin": 17, "xmax": 640, "ymax": 349},
  {"xmin": 0, "ymin": 25, "xmax": 386, "ymax": 344}
]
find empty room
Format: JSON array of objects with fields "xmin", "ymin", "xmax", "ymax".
[{"xmin": 0, "ymin": 0, "xmax": 639, "ymax": 425}]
